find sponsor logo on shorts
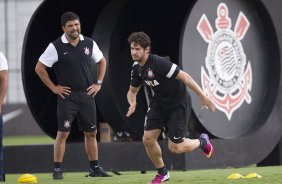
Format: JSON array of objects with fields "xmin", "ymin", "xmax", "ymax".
[
  {"xmin": 64, "ymin": 120, "xmax": 70, "ymax": 128},
  {"xmin": 173, "ymin": 136, "xmax": 183, "ymax": 140}
]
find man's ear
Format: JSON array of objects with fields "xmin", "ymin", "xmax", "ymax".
[
  {"xmin": 62, "ymin": 26, "xmax": 66, "ymax": 32},
  {"xmin": 145, "ymin": 46, "xmax": 150, "ymax": 53}
]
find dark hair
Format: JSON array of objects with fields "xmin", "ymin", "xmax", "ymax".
[
  {"xmin": 127, "ymin": 31, "xmax": 151, "ymax": 49},
  {"xmin": 61, "ymin": 12, "xmax": 80, "ymax": 27}
]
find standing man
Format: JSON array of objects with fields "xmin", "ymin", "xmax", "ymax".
[
  {"xmin": 126, "ymin": 32, "xmax": 216, "ymax": 184},
  {"xmin": 0, "ymin": 52, "xmax": 8, "ymax": 182},
  {"xmin": 35, "ymin": 12, "xmax": 110, "ymax": 179}
]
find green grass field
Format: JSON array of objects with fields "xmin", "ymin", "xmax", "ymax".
[
  {"xmin": 3, "ymin": 135, "xmax": 54, "ymax": 146},
  {"xmin": 3, "ymin": 136, "xmax": 282, "ymax": 183},
  {"xmin": 4, "ymin": 166, "xmax": 282, "ymax": 184}
]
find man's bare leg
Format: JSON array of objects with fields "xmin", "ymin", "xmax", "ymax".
[
  {"xmin": 54, "ymin": 131, "xmax": 69, "ymax": 162},
  {"xmin": 143, "ymin": 129, "xmax": 164, "ymax": 168}
]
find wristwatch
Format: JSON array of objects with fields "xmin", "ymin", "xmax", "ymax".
[{"xmin": 97, "ymin": 80, "xmax": 103, "ymax": 85}]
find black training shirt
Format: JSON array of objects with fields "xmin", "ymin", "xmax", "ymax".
[
  {"xmin": 39, "ymin": 34, "xmax": 103, "ymax": 90},
  {"xmin": 130, "ymin": 54, "xmax": 188, "ymax": 103}
]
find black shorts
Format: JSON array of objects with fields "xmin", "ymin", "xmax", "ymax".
[
  {"xmin": 144, "ymin": 94, "xmax": 191, "ymax": 144},
  {"xmin": 57, "ymin": 91, "xmax": 97, "ymax": 132}
]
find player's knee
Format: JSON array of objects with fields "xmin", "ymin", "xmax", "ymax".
[
  {"xmin": 168, "ymin": 143, "xmax": 182, "ymax": 154},
  {"xmin": 85, "ymin": 131, "xmax": 97, "ymax": 139},
  {"xmin": 56, "ymin": 131, "xmax": 69, "ymax": 142},
  {"xmin": 142, "ymin": 136, "xmax": 154, "ymax": 146}
]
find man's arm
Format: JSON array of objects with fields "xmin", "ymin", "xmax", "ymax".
[
  {"xmin": 176, "ymin": 70, "xmax": 215, "ymax": 112},
  {"xmin": 126, "ymin": 85, "xmax": 140, "ymax": 117},
  {"xmin": 0, "ymin": 70, "xmax": 8, "ymax": 112},
  {"xmin": 96, "ymin": 57, "xmax": 106, "ymax": 83},
  {"xmin": 35, "ymin": 61, "xmax": 71, "ymax": 99},
  {"xmin": 87, "ymin": 56, "xmax": 106, "ymax": 96}
]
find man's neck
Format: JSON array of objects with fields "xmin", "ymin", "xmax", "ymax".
[
  {"xmin": 66, "ymin": 35, "xmax": 80, "ymax": 47},
  {"xmin": 139, "ymin": 54, "xmax": 149, "ymax": 67}
]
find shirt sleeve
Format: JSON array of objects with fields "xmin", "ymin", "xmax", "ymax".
[
  {"xmin": 0, "ymin": 52, "xmax": 8, "ymax": 71},
  {"xmin": 130, "ymin": 62, "xmax": 142, "ymax": 87},
  {"xmin": 39, "ymin": 43, "xmax": 58, "ymax": 67},
  {"xmin": 92, "ymin": 41, "xmax": 103, "ymax": 63},
  {"xmin": 155, "ymin": 56, "xmax": 180, "ymax": 79}
]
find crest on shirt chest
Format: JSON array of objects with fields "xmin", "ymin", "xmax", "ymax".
[
  {"xmin": 197, "ymin": 3, "xmax": 252, "ymax": 120},
  {"xmin": 84, "ymin": 47, "xmax": 90, "ymax": 55},
  {"xmin": 147, "ymin": 68, "xmax": 154, "ymax": 79},
  {"xmin": 144, "ymin": 68, "xmax": 159, "ymax": 86}
]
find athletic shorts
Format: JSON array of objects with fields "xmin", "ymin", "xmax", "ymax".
[
  {"xmin": 144, "ymin": 94, "xmax": 192, "ymax": 144},
  {"xmin": 57, "ymin": 91, "xmax": 97, "ymax": 132}
]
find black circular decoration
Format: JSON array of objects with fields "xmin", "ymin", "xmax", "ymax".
[
  {"xmin": 22, "ymin": 0, "xmax": 282, "ymax": 168},
  {"xmin": 93, "ymin": 0, "xmax": 197, "ymax": 140},
  {"xmin": 21, "ymin": 0, "xmax": 110, "ymax": 140}
]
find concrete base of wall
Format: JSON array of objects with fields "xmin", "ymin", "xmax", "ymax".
[{"xmin": 4, "ymin": 138, "xmax": 282, "ymax": 174}]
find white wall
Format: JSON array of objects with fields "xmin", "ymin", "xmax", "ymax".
[{"xmin": 0, "ymin": 0, "xmax": 43, "ymax": 103}]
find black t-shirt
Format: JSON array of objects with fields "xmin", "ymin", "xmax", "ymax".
[
  {"xmin": 130, "ymin": 54, "xmax": 188, "ymax": 104},
  {"xmin": 52, "ymin": 36, "xmax": 94, "ymax": 90}
]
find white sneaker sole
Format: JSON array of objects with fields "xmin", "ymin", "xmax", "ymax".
[{"xmin": 161, "ymin": 172, "xmax": 170, "ymax": 182}]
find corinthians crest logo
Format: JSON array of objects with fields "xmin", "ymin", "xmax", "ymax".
[{"xmin": 197, "ymin": 3, "xmax": 252, "ymax": 120}]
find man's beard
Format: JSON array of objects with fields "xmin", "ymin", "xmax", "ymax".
[
  {"xmin": 67, "ymin": 30, "xmax": 80, "ymax": 40},
  {"xmin": 132, "ymin": 55, "xmax": 142, "ymax": 62}
]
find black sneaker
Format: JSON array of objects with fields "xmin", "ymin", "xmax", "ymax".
[
  {"xmin": 123, "ymin": 131, "xmax": 132, "ymax": 142},
  {"xmin": 53, "ymin": 168, "xmax": 64, "ymax": 180},
  {"xmin": 113, "ymin": 132, "xmax": 123, "ymax": 142},
  {"xmin": 88, "ymin": 167, "xmax": 111, "ymax": 177},
  {"xmin": 113, "ymin": 131, "xmax": 132, "ymax": 142}
]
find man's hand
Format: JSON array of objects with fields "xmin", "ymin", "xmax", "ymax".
[
  {"xmin": 126, "ymin": 102, "xmax": 136, "ymax": 117},
  {"xmin": 126, "ymin": 86, "xmax": 139, "ymax": 117},
  {"xmin": 87, "ymin": 84, "xmax": 101, "ymax": 96},
  {"xmin": 51, "ymin": 85, "xmax": 71, "ymax": 99},
  {"xmin": 200, "ymin": 95, "xmax": 216, "ymax": 112}
]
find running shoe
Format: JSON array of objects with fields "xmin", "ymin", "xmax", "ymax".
[
  {"xmin": 53, "ymin": 168, "xmax": 64, "ymax": 180},
  {"xmin": 88, "ymin": 166, "xmax": 111, "ymax": 177},
  {"xmin": 200, "ymin": 133, "xmax": 214, "ymax": 158},
  {"xmin": 149, "ymin": 172, "xmax": 170, "ymax": 184}
]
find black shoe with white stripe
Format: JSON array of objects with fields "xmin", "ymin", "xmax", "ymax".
[
  {"xmin": 88, "ymin": 167, "xmax": 111, "ymax": 177},
  {"xmin": 53, "ymin": 168, "xmax": 64, "ymax": 180}
]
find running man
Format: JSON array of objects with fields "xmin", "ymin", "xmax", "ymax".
[{"xmin": 126, "ymin": 31, "xmax": 215, "ymax": 184}]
